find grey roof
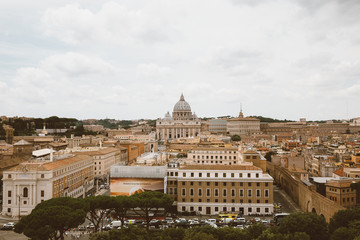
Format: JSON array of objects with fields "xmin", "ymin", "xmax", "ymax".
[{"xmin": 110, "ymin": 165, "xmax": 167, "ymax": 178}]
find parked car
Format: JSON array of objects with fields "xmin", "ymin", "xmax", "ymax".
[
  {"xmin": 78, "ymin": 226, "xmax": 86, "ymax": 231},
  {"xmin": 1, "ymin": 222, "xmax": 15, "ymax": 230}
]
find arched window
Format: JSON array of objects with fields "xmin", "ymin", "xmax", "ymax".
[{"xmin": 23, "ymin": 187, "xmax": 28, "ymax": 197}]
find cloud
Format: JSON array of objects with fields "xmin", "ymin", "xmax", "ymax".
[
  {"xmin": 136, "ymin": 63, "xmax": 171, "ymax": 80},
  {"xmin": 40, "ymin": 52, "xmax": 114, "ymax": 77},
  {"xmin": 42, "ymin": 2, "xmax": 171, "ymax": 45}
]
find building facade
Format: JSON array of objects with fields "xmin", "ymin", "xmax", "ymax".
[
  {"xmin": 2, "ymin": 154, "xmax": 94, "ymax": 217},
  {"xmin": 227, "ymin": 112, "xmax": 260, "ymax": 136},
  {"xmin": 167, "ymin": 164, "xmax": 274, "ymax": 216},
  {"xmin": 156, "ymin": 94, "xmax": 201, "ymax": 141}
]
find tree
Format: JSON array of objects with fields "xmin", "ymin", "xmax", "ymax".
[
  {"xmin": 183, "ymin": 226, "xmax": 219, "ymax": 240},
  {"xmin": 108, "ymin": 227, "xmax": 148, "ymax": 240},
  {"xmin": 279, "ymin": 212, "xmax": 328, "ymax": 240},
  {"xmin": 85, "ymin": 196, "xmax": 113, "ymax": 232},
  {"xmin": 110, "ymin": 196, "xmax": 134, "ymax": 227},
  {"xmin": 331, "ymin": 227, "xmax": 359, "ymax": 240},
  {"xmin": 329, "ymin": 208, "xmax": 360, "ymax": 233},
  {"xmin": 131, "ymin": 191, "xmax": 174, "ymax": 231},
  {"xmin": 231, "ymin": 135, "xmax": 241, "ymax": 141},
  {"xmin": 161, "ymin": 228, "xmax": 185, "ymax": 240},
  {"xmin": 246, "ymin": 223, "xmax": 267, "ymax": 240},
  {"xmin": 34, "ymin": 197, "xmax": 88, "ymax": 212},
  {"xmin": 264, "ymin": 151, "xmax": 276, "ymax": 162},
  {"xmin": 15, "ymin": 206, "xmax": 86, "ymax": 240}
]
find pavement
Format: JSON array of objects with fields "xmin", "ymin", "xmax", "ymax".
[{"xmin": 273, "ymin": 185, "xmax": 301, "ymax": 213}]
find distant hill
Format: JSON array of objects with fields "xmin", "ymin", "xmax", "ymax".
[{"xmin": 249, "ymin": 116, "xmax": 295, "ymax": 123}]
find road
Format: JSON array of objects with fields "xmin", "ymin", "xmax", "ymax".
[{"xmin": 273, "ymin": 185, "xmax": 301, "ymax": 213}]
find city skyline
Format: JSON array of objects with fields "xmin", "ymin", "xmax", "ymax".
[{"xmin": 1, "ymin": 0, "xmax": 360, "ymax": 121}]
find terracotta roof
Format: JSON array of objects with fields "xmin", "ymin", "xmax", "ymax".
[
  {"xmin": 333, "ymin": 167, "xmax": 344, "ymax": 177},
  {"xmin": 326, "ymin": 178, "xmax": 360, "ymax": 188},
  {"xmin": 76, "ymin": 147, "xmax": 119, "ymax": 156},
  {"xmin": 7, "ymin": 154, "xmax": 92, "ymax": 172},
  {"xmin": 180, "ymin": 164, "xmax": 261, "ymax": 171}
]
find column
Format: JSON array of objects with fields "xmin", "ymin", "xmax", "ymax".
[
  {"xmin": 175, "ymin": 128, "xmax": 178, "ymax": 139},
  {"xmin": 162, "ymin": 129, "xmax": 165, "ymax": 140}
]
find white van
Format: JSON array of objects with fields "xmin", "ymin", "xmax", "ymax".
[
  {"xmin": 111, "ymin": 221, "xmax": 122, "ymax": 229},
  {"xmin": 207, "ymin": 219, "xmax": 217, "ymax": 224}
]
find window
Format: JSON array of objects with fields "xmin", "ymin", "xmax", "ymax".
[
  {"xmin": 231, "ymin": 173, "xmax": 234, "ymax": 178},
  {"xmin": 207, "ymin": 182, "xmax": 210, "ymax": 186},
  {"xmin": 248, "ymin": 208, "xmax": 252, "ymax": 213},
  {"xmin": 8, "ymin": 191, "xmax": 11, "ymax": 197},
  {"xmin": 199, "ymin": 173, "xmax": 202, "ymax": 177},
  {"xmin": 248, "ymin": 183, "xmax": 252, "ymax": 187},
  {"xmin": 182, "ymin": 189, "xmax": 186, "ymax": 196},
  {"xmin": 182, "ymin": 206, "xmax": 186, "ymax": 211},
  {"xmin": 256, "ymin": 183, "xmax": 260, "ymax": 187},
  {"xmin": 239, "ymin": 173, "xmax": 243, "ymax": 178},
  {"xmin": 215, "ymin": 207, "xmax": 219, "ymax": 212},
  {"xmin": 215, "ymin": 182, "xmax": 218, "ymax": 186},
  {"xmin": 256, "ymin": 208, "xmax": 260, "ymax": 213},
  {"xmin": 223, "ymin": 182, "xmax": 227, "ymax": 186},
  {"xmin": 223, "ymin": 173, "xmax": 226, "ymax": 177},
  {"xmin": 248, "ymin": 190, "xmax": 252, "ymax": 197},
  {"xmin": 231, "ymin": 182, "xmax": 235, "ymax": 186},
  {"xmin": 223, "ymin": 189, "xmax": 227, "ymax": 197},
  {"xmin": 240, "ymin": 189, "xmax": 244, "ymax": 197},
  {"xmin": 23, "ymin": 188, "xmax": 28, "ymax": 197},
  {"xmin": 198, "ymin": 189, "xmax": 202, "ymax": 196},
  {"xmin": 8, "ymin": 200, "xmax": 11, "ymax": 204},
  {"xmin": 198, "ymin": 182, "xmax": 202, "ymax": 186},
  {"xmin": 183, "ymin": 173, "xmax": 186, "ymax": 177},
  {"xmin": 256, "ymin": 173, "xmax": 259, "ymax": 178},
  {"xmin": 215, "ymin": 189, "xmax": 219, "ymax": 197},
  {"xmin": 256, "ymin": 190, "xmax": 260, "ymax": 197},
  {"xmin": 206, "ymin": 189, "xmax": 211, "ymax": 196},
  {"xmin": 248, "ymin": 173, "xmax": 251, "ymax": 178},
  {"xmin": 265, "ymin": 208, "xmax": 269, "ymax": 213},
  {"xmin": 8, "ymin": 174, "xmax": 11, "ymax": 179},
  {"xmin": 182, "ymin": 182, "xmax": 185, "ymax": 186},
  {"xmin": 231, "ymin": 189, "xmax": 235, "ymax": 197},
  {"xmin": 190, "ymin": 189, "xmax": 194, "ymax": 196},
  {"xmin": 41, "ymin": 190, "xmax": 44, "ymax": 197},
  {"xmin": 265, "ymin": 190, "xmax": 269, "ymax": 197},
  {"xmin": 190, "ymin": 182, "xmax": 194, "ymax": 186},
  {"xmin": 207, "ymin": 173, "xmax": 210, "ymax": 177},
  {"xmin": 215, "ymin": 173, "xmax": 218, "ymax": 177},
  {"xmin": 191, "ymin": 173, "xmax": 194, "ymax": 177}
]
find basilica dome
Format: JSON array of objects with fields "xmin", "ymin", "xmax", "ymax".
[{"xmin": 173, "ymin": 94, "xmax": 191, "ymax": 111}]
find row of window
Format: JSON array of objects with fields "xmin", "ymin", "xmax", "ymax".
[
  {"xmin": 192, "ymin": 155, "xmax": 237, "ymax": 160},
  {"xmin": 180, "ymin": 198, "xmax": 269, "ymax": 204},
  {"xmin": 190, "ymin": 150, "xmax": 237, "ymax": 154},
  {"xmin": 167, "ymin": 172, "xmax": 262, "ymax": 178},
  {"xmin": 179, "ymin": 188, "xmax": 270, "ymax": 197},
  {"xmin": 179, "ymin": 181, "xmax": 269, "ymax": 187},
  {"xmin": 7, "ymin": 189, "xmax": 44, "ymax": 199},
  {"xmin": 181, "ymin": 206, "xmax": 270, "ymax": 213}
]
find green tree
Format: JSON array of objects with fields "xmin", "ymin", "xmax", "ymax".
[
  {"xmin": 161, "ymin": 228, "xmax": 185, "ymax": 240},
  {"xmin": 131, "ymin": 191, "xmax": 174, "ymax": 231},
  {"xmin": 85, "ymin": 196, "xmax": 113, "ymax": 232},
  {"xmin": 331, "ymin": 227, "xmax": 358, "ymax": 240},
  {"xmin": 90, "ymin": 231, "xmax": 110, "ymax": 240},
  {"xmin": 184, "ymin": 226, "xmax": 219, "ymax": 240},
  {"xmin": 15, "ymin": 206, "xmax": 86, "ymax": 240},
  {"xmin": 184, "ymin": 232, "xmax": 216, "ymax": 240},
  {"xmin": 217, "ymin": 227, "xmax": 247, "ymax": 240},
  {"xmin": 34, "ymin": 197, "xmax": 88, "ymax": 212},
  {"xmin": 329, "ymin": 208, "xmax": 360, "ymax": 233},
  {"xmin": 108, "ymin": 227, "xmax": 148, "ymax": 240},
  {"xmin": 231, "ymin": 135, "xmax": 241, "ymax": 141},
  {"xmin": 110, "ymin": 195, "xmax": 134, "ymax": 227},
  {"xmin": 279, "ymin": 212, "xmax": 328, "ymax": 240},
  {"xmin": 246, "ymin": 223, "xmax": 267, "ymax": 240},
  {"xmin": 264, "ymin": 151, "xmax": 276, "ymax": 162}
]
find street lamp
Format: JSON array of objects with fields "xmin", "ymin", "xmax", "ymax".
[{"xmin": 16, "ymin": 194, "xmax": 22, "ymax": 220}]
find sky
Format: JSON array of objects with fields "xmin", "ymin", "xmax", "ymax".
[{"xmin": 1, "ymin": 0, "xmax": 360, "ymax": 121}]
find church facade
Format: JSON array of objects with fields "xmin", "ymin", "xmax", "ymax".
[{"xmin": 156, "ymin": 94, "xmax": 201, "ymax": 141}]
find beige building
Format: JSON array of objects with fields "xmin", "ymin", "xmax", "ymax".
[
  {"xmin": 227, "ymin": 112, "xmax": 260, "ymax": 136},
  {"xmin": 76, "ymin": 147, "xmax": 120, "ymax": 178},
  {"xmin": 186, "ymin": 147, "xmax": 240, "ymax": 165},
  {"xmin": 167, "ymin": 164, "xmax": 274, "ymax": 215},
  {"xmin": 326, "ymin": 178, "xmax": 359, "ymax": 208},
  {"xmin": 156, "ymin": 94, "xmax": 201, "ymax": 141},
  {"xmin": 2, "ymin": 154, "xmax": 94, "ymax": 217}
]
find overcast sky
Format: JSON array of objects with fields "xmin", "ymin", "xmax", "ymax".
[{"xmin": 1, "ymin": 0, "xmax": 360, "ymax": 121}]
